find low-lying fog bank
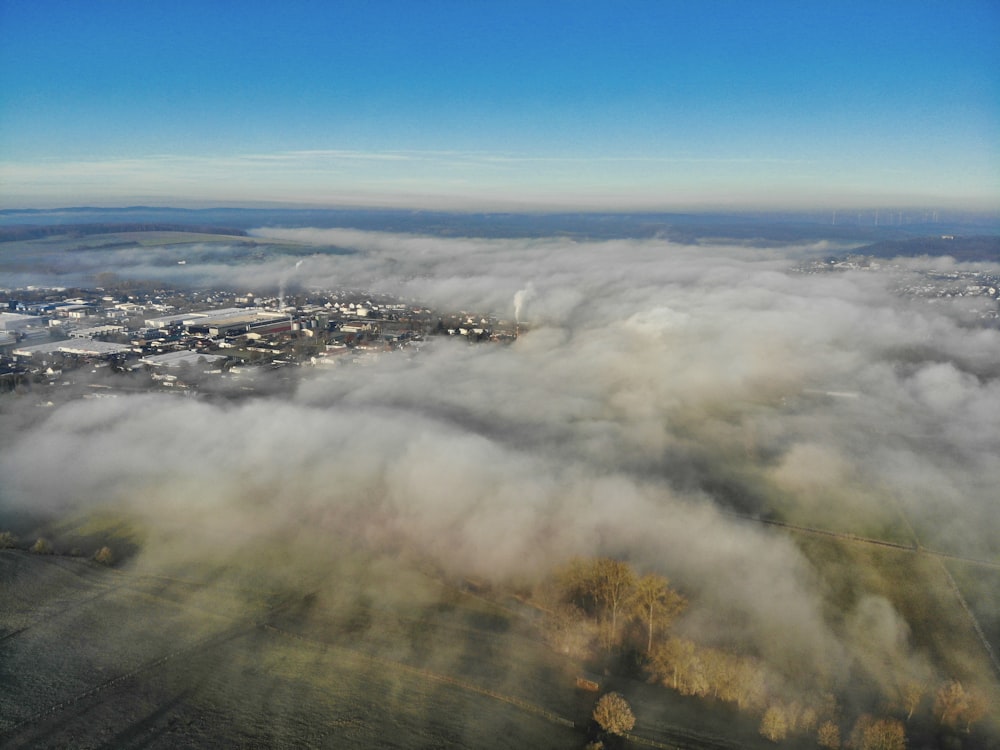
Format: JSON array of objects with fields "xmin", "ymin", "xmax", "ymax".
[{"xmin": 2, "ymin": 229, "xmax": 998, "ymax": 733}]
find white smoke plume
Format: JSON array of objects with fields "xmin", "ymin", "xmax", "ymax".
[{"xmin": 513, "ymin": 284, "xmax": 534, "ymax": 323}]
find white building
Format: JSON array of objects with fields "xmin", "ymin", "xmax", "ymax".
[
  {"xmin": 13, "ymin": 339, "xmax": 131, "ymax": 358},
  {"xmin": 0, "ymin": 312, "xmax": 45, "ymax": 332},
  {"xmin": 139, "ymin": 350, "xmax": 227, "ymax": 370}
]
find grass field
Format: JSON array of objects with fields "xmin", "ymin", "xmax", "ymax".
[
  {"xmin": 0, "ymin": 550, "xmax": 586, "ymax": 748},
  {"xmin": 797, "ymin": 535, "xmax": 992, "ymax": 668},
  {"xmin": 0, "ymin": 548, "xmax": 849, "ymax": 750},
  {"xmin": 3, "ymin": 525, "xmax": 998, "ymax": 749},
  {"xmin": 943, "ymin": 561, "xmax": 1000, "ymax": 674}
]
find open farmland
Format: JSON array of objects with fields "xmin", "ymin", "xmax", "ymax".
[
  {"xmin": 794, "ymin": 534, "xmax": 1000, "ymax": 689},
  {"xmin": 0, "ymin": 549, "xmax": 585, "ymax": 749},
  {"xmin": 3, "ymin": 537, "xmax": 998, "ymax": 749}
]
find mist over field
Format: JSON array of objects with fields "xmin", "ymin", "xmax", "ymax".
[{"xmin": 3, "ymin": 228, "xmax": 999, "ymax": 709}]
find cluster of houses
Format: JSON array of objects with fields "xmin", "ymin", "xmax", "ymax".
[{"xmin": 0, "ymin": 286, "xmax": 516, "ymax": 393}]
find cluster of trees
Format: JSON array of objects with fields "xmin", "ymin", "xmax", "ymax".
[
  {"xmin": 646, "ymin": 637, "xmax": 848, "ymax": 745},
  {"xmin": 647, "ymin": 635, "xmax": 992, "ymax": 746},
  {"xmin": 648, "ymin": 636, "xmax": 772, "ymax": 710},
  {"xmin": 535, "ymin": 557, "xmax": 994, "ymax": 749},
  {"xmin": 757, "ymin": 703, "xmax": 837, "ymax": 744},
  {"xmin": 537, "ymin": 557, "xmax": 686, "ymax": 658},
  {"xmin": 932, "ymin": 680, "xmax": 990, "ymax": 733},
  {"xmin": 845, "ymin": 715, "xmax": 906, "ymax": 750}
]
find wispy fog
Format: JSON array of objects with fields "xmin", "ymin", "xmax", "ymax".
[{"xmin": 3, "ymin": 228, "xmax": 999, "ymax": 696}]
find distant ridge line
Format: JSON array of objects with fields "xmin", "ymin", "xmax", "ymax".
[{"xmin": 0, "ymin": 223, "xmax": 249, "ymax": 242}]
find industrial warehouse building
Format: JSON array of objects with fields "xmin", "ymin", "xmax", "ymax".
[
  {"xmin": 12, "ymin": 339, "xmax": 132, "ymax": 359},
  {"xmin": 145, "ymin": 307, "xmax": 289, "ymax": 337},
  {"xmin": 138, "ymin": 350, "xmax": 228, "ymax": 370}
]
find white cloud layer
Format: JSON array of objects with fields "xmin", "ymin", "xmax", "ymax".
[{"xmin": 3, "ymin": 228, "xmax": 998, "ymax": 695}]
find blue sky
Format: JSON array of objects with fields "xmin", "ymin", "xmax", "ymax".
[{"xmin": 1, "ymin": 0, "xmax": 997, "ymax": 210}]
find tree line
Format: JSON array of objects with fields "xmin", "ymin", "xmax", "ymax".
[
  {"xmin": 533, "ymin": 557, "xmax": 993, "ymax": 749},
  {"xmin": 0, "ymin": 530, "xmax": 114, "ymax": 565},
  {"xmin": 0, "ymin": 223, "xmax": 248, "ymax": 242}
]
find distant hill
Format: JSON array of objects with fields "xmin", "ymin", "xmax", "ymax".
[
  {"xmin": 0, "ymin": 223, "xmax": 248, "ymax": 242},
  {"xmin": 852, "ymin": 235, "xmax": 1000, "ymax": 262},
  {"xmin": 3, "ymin": 206, "xmax": 999, "ymax": 242}
]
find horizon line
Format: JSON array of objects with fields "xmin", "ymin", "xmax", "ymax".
[{"xmin": 2, "ymin": 203, "xmax": 999, "ymax": 221}]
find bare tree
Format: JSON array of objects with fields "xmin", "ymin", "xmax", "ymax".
[
  {"xmin": 555, "ymin": 557, "xmax": 600, "ymax": 612},
  {"xmin": 798, "ymin": 705, "xmax": 818, "ymax": 734},
  {"xmin": 30, "ymin": 537, "xmax": 53, "ymax": 554},
  {"xmin": 627, "ymin": 573, "xmax": 685, "ymax": 652},
  {"xmin": 558, "ymin": 557, "xmax": 638, "ymax": 651},
  {"xmin": 960, "ymin": 687, "xmax": 989, "ymax": 733},
  {"xmin": 759, "ymin": 704, "xmax": 789, "ymax": 742},
  {"xmin": 732, "ymin": 656, "xmax": 768, "ymax": 711},
  {"xmin": 851, "ymin": 715, "xmax": 906, "ymax": 750},
  {"xmin": 592, "ymin": 558, "xmax": 636, "ymax": 650},
  {"xmin": 898, "ymin": 680, "xmax": 925, "ymax": 722},
  {"xmin": 700, "ymin": 648, "xmax": 728, "ymax": 700},
  {"xmin": 542, "ymin": 602, "xmax": 597, "ymax": 658},
  {"xmin": 817, "ymin": 720, "xmax": 841, "ymax": 749},
  {"xmin": 784, "ymin": 701, "xmax": 804, "ymax": 734},
  {"xmin": 919, "ymin": 679, "xmax": 985, "ymax": 733},
  {"xmin": 648, "ymin": 638, "xmax": 680, "ymax": 691},
  {"xmin": 934, "ymin": 680, "xmax": 967, "ymax": 728},
  {"xmin": 649, "ymin": 636, "xmax": 720, "ymax": 698},
  {"xmin": 593, "ymin": 692, "xmax": 635, "ymax": 736},
  {"xmin": 648, "ymin": 637, "xmax": 697, "ymax": 692}
]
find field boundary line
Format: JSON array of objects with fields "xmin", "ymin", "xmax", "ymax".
[
  {"xmin": 0, "ymin": 624, "xmax": 251, "ymax": 740},
  {"xmin": 260, "ymin": 623, "xmax": 577, "ymax": 730},
  {"xmin": 719, "ymin": 510, "xmax": 1000, "ymax": 569}
]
